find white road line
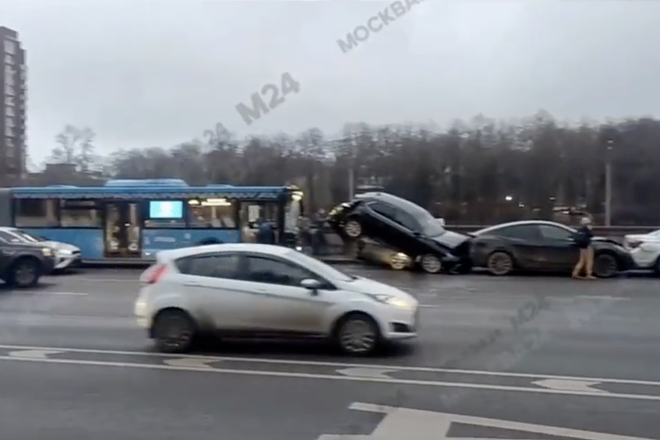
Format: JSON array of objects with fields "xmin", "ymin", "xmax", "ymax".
[
  {"xmin": 64, "ymin": 278, "xmax": 137, "ymax": 283},
  {"xmin": 0, "ymin": 343, "xmax": 657, "ymax": 387},
  {"xmin": 1, "ymin": 354, "xmax": 660, "ymax": 402},
  {"xmin": 39, "ymin": 291, "xmax": 89, "ymax": 296},
  {"xmin": 337, "ymin": 402, "xmax": 655, "ymax": 440}
]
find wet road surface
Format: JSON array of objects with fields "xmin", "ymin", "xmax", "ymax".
[{"xmin": 0, "ymin": 267, "xmax": 658, "ymax": 440}]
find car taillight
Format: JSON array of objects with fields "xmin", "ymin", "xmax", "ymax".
[{"xmin": 146, "ymin": 264, "xmax": 167, "ymax": 284}]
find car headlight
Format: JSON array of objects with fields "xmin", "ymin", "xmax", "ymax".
[
  {"xmin": 58, "ymin": 249, "xmax": 73, "ymax": 255},
  {"xmin": 370, "ymin": 294, "xmax": 415, "ymax": 309},
  {"xmin": 41, "ymin": 248, "xmax": 53, "ymax": 256}
]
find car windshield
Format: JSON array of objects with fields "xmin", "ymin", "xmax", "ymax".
[
  {"xmin": 14, "ymin": 230, "xmax": 43, "ymax": 243},
  {"xmin": 285, "ymin": 250, "xmax": 356, "ymax": 282},
  {"xmin": 420, "ymin": 217, "xmax": 446, "ymax": 237}
]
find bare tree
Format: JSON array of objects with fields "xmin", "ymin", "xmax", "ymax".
[
  {"xmin": 97, "ymin": 113, "xmax": 660, "ymax": 225},
  {"xmin": 50, "ymin": 125, "xmax": 97, "ymax": 172}
]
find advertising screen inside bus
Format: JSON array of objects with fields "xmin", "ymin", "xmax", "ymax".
[{"xmin": 149, "ymin": 201, "xmax": 183, "ymax": 219}]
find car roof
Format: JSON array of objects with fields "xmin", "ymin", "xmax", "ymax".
[
  {"xmin": 476, "ymin": 220, "xmax": 572, "ymax": 235},
  {"xmin": 156, "ymin": 243, "xmax": 294, "ymax": 261},
  {"xmin": 357, "ymin": 192, "xmax": 429, "ymax": 215}
]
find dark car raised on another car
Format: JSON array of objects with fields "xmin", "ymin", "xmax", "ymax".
[
  {"xmin": 0, "ymin": 237, "xmax": 56, "ymax": 288},
  {"xmin": 327, "ymin": 192, "xmax": 471, "ymax": 274},
  {"xmin": 470, "ymin": 220, "xmax": 634, "ymax": 278}
]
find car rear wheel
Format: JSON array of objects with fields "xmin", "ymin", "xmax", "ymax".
[
  {"xmin": 344, "ymin": 219, "xmax": 362, "ymax": 239},
  {"xmin": 593, "ymin": 253, "xmax": 619, "ymax": 278},
  {"xmin": 152, "ymin": 309, "xmax": 197, "ymax": 353},
  {"xmin": 7, "ymin": 257, "xmax": 41, "ymax": 288},
  {"xmin": 420, "ymin": 254, "xmax": 442, "ymax": 274},
  {"xmin": 335, "ymin": 313, "xmax": 380, "ymax": 356},
  {"xmin": 390, "ymin": 253, "xmax": 408, "ymax": 270},
  {"xmin": 487, "ymin": 251, "xmax": 514, "ymax": 276}
]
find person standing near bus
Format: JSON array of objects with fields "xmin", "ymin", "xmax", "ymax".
[{"xmin": 572, "ymin": 216, "xmax": 595, "ymax": 279}]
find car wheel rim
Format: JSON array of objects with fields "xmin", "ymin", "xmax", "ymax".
[
  {"xmin": 158, "ymin": 316, "xmax": 192, "ymax": 350},
  {"xmin": 489, "ymin": 253, "xmax": 512, "ymax": 275},
  {"xmin": 15, "ymin": 263, "xmax": 36, "ymax": 285},
  {"xmin": 345, "ymin": 221, "xmax": 361, "ymax": 238},
  {"xmin": 340, "ymin": 319, "xmax": 376, "ymax": 353},
  {"xmin": 391, "ymin": 256, "xmax": 407, "ymax": 270},
  {"xmin": 421, "ymin": 255, "xmax": 441, "ymax": 273}
]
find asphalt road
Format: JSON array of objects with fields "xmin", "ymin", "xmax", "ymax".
[{"xmin": 1, "ymin": 267, "xmax": 659, "ymax": 440}]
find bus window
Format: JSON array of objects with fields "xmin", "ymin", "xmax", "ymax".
[
  {"xmin": 60, "ymin": 200, "xmax": 102, "ymax": 227},
  {"xmin": 15, "ymin": 199, "xmax": 59, "ymax": 227},
  {"xmin": 187, "ymin": 198, "xmax": 236, "ymax": 229},
  {"xmin": 240, "ymin": 202, "xmax": 279, "ymax": 228}
]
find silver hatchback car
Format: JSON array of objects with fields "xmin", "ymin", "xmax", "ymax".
[{"xmin": 135, "ymin": 243, "xmax": 419, "ymax": 355}]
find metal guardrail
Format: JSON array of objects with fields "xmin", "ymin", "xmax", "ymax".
[{"xmin": 447, "ymin": 225, "xmax": 660, "ymax": 236}]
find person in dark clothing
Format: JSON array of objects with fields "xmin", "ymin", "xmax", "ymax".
[
  {"xmin": 572, "ymin": 216, "xmax": 595, "ymax": 279},
  {"xmin": 256, "ymin": 219, "xmax": 276, "ymax": 244}
]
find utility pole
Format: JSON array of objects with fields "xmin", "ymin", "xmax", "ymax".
[
  {"xmin": 605, "ymin": 139, "xmax": 614, "ymax": 226},
  {"xmin": 348, "ymin": 164, "xmax": 354, "ymax": 200}
]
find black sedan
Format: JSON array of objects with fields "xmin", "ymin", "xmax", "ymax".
[
  {"xmin": 327, "ymin": 192, "xmax": 471, "ymax": 274},
  {"xmin": 470, "ymin": 220, "xmax": 634, "ymax": 278}
]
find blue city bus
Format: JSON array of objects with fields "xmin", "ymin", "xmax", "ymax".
[{"xmin": 0, "ymin": 179, "xmax": 303, "ymax": 263}]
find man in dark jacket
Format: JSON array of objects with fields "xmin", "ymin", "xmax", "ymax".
[{"xmin": 572, "ymin": 216, "xmax": 595, "ymax": 279}]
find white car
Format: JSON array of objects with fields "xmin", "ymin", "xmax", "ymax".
[
  {"xmin": 623, "ymin": 230, "xmax": 660, "ymax": 273},
  {"xmin": 0, "ymin": 227, "xmax": 81, "ymax": 271},
  {"xmin": 135, "ymin": 243, "xmax": 419, "ymax": 355}
]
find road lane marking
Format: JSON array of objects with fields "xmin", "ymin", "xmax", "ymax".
[
  {"xmin": 2, "ymin": 354, "xmax": 660, "ymax": 402},
  {"xmin": 64, "ymin": 278, "xmax": 137, "ymax": 283},
  {"xmin": 46, "ymin": 291, "xmax": 89, "ymax": 296},
  {"xmin": 0, "ymin": 343, "xmax": 657, "ymax": 388},
  {"xmin": 163, "ymin": 357, "xmax": 217, "ymax": 369},
  {"xmin": 337, "ymin": 367, "xmax": 396, "ymax": 379},
  {"xmin": 7, "ymin": 349, "xmax": 63, "ymax": 359},
  {"xmin": 317, "ymin": 402, "xmax": 656, "ymax": 440},
  {"xmin": 533, "ymin": 378, "xmax": 608, "ymax": 394}
]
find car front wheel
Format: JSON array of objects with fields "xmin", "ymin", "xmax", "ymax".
[
  {"xmin": 344, "ymin": 219, "xmax": 363, "ymax": 239},
  {"xmin": 335, "ymin": 313, "xmax": 380, "ymax": 356},
  {"xmin": 420, "ymin": 254, "xmax": 442, "ymax": 274},
  {"xmin": 8, "ymin": 257, "xmax": 41, "ymax": 288},
  {"xmin": 152, "ymin": 309, "xmax": 197, "ymax": 353},
  {"xmin": 593, "ymin": 253, "xmax": 619, "ymax": 278}
]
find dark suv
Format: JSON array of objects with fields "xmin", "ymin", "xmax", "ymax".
[
  {"xmin": 0, "ymin": 239, "xmax": 56, "ymax": 288},
  {"xmin": 327, "ymin": 192, "xmax": 471, "ymax": 274}
]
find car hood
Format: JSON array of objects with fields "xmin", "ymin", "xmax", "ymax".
[
  {"xmin": 43, "ymin": 240, "xmax": 79, "ymax": 252},
  {"xmin": 340, "ymin": 276, "xmax": 416, "ymax": 302},
  {"xmin": 591, "ymin": 236, "xmax": 624, "ymax": 247},
  {"xmin": 624, "ymin": 234, "xmax": 660, "ymax": 242},
  {"xmin": 3, "ymin": 241, "xmax": 48, "ymax": 250},
  {"xmin": 430, "ymin": 230, "xmax": 471, "ymax": 249}
]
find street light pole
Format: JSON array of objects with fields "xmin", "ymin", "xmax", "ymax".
[{"xmin": 605, "ymin": 140, "xmax": 613, "ymax": 227}]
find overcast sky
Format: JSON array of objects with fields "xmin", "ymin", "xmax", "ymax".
[{"xmin": 2, "ymin": 0, "xmax": 660, "ymax": 164}]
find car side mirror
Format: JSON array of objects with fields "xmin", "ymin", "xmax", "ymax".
[{"xmin": 300, "ymin": 278, "xmax": 322, "ymax": 292}]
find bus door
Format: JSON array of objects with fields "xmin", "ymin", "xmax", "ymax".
[{"xmin": 103, "ymin": 201, "xmax": 141, "ymax": 258}]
